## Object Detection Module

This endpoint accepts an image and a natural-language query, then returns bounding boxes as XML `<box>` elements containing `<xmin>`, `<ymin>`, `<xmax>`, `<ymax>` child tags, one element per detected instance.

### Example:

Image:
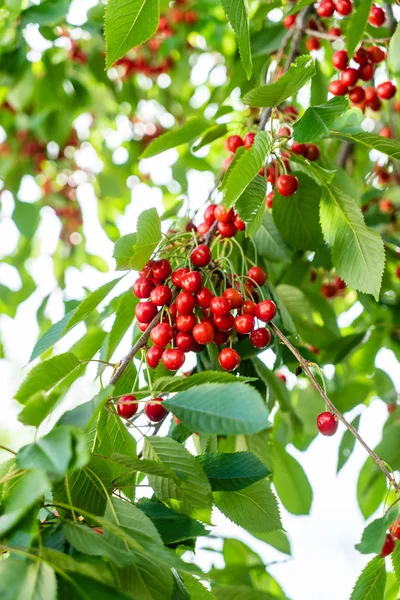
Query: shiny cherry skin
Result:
<box><xmin>340</xmin><ymin>67</ymin><xmax>358</xmax><ymax>87</ymax></box>
<box><xmin>145</xmin><ymin>397</ymin><xmax>167</xmax><ymax>422</ymax></box>
<box><xmin>243</xmin><ymin>300</ymin><xmax>256</xmax><ymax>316</ymax></box>
<box><xmin>133</xmin><ymin>277</ymin><xmax>155</xmax><ymax>299</ymax></box>
<box><xmin>135</xmin><ymin>302</ymin><xmax>158</xmax><ymax>323</ymax></box>
<box><xmin>276</xmin><ymin>175</ymin><xmax>299</xmax><ymax>196</ymax></box>
<box><xmin>316</xmin><ymin>412</ymin><xmax>338</xmax><ymax>436</ymax></box>
<box><xmin>354</xmin><ymin>47</ymin><xmax>369</xmax><ymax>65</ymax></box>
<box><xmin>195</xmin><ymin>286</ymin><xmax>214</xmax><ymax>309</ymax></box>
<box><xmin>332</xmin><ymin>50</ymin><xmax>349</xmax><ymax>70</ymax></box>
<box><xmin>304</xmin><ymin>143</ymin><xmax>320</xmax><ymax>161</ymax></box>
<box><xmin>176</xmin><ymin>291</ymin><xmax>195</xmax><ymax>314</ymax></box>
<box><xmin>255</xmin><ymin>299</ymin><xmax>277</xmax><ymax>322</ymax></box>
<box><xmin>292</xmin><ymin>142</ymin><xmax>306</xmax><ymax>155</ymax></box>
<box><xmin>380</xmin><ymin>533</ymin><xmax>396</xmax><ymax>557</ymax></box>
<box><xmin>223</xmin><ymin>288</ymin><xmax>243</xmax><ymax>309</ymax></box>
<box><xmin>171</xmin><ymin>267</ymin><xmax>190</xmax><ymax>288</ymax></box>
<box><xmin>283</xmin><ymin>14</ymin><xmax>296</xmax><ymax>28</ymax></box>
<box><xmin>180</xmin><ymin>271</ymin><xmax>202</xmax><ymax>293</ymax></box>
<box><xmin>176</xmin><ymin>313</ymin><xmax>196</xmax><ymax>332</ymax></box>
<box><xmin>250</xmin><ymin>327</ymin><xmax>271</xmax><ymax>349</ymax></box>
<box><xmin>117</xmin><ymin>394</ymin><xmax>138</xmax><ymax>419</ymax></box>
<box><xmin>151</xmin><ymin>259</ymin><xmax>171</xmax><ymax>281</ymax></box>
<box><xmin>204</xmin><ymin>205</ymin><xmax>216</xmax><ymax>225</ymax></box>
<box><xmin>358</xmin><ymin>62</ymin><xmax>374</xmax><ymax>81</ymax></box>
<box><xmin>175</xmin><ymin>331</ymin><xmax>195</xmax><ymax>352</ymax></box>
<box><xmin>210</xmin><ymin>296</ymin><xmax>232</xmax><ymax>316</ymax></box>
<box><xmin>218</xmin><ymin>348</ymin><xmax>241</xmax><ymax>371</ymax></box>
<box><xmin>197</xmin><ymin>222</ymin><xmax>210</xmax><ymax>236</ymax></box>
<box><xmin>190</xmin><ymin>244</ymin><xmax>211</xmax><ymax>267</ymax></box>
<box><xmin>328</xmin><ymin>80</ymin><xmax>348</xmax><ymax>96</ymax></box>
<box><xmin>234</xmin><ymin>214</ymin><xmax>246</xmax><ymax>231</ymax></box>
<box><xmin>150</xmin><ymin>285</ymin><xmax>172</xmax><ymax>306</ymax></box>
<box><xmin>214</xmin><ymin>314</ymin><xmax>234</xmax><ymax>332</ymax></box>
<box><xmin>316</xmin><ymin>0</ymin><xmax>335</xmax><ymax>17</ymax></box>
<box><xmin>234</xmin><ymin>313</ymin><xmax>255</xmax><ymax>334</ymax></box>
<box><xmin>244</xmin><ymin>132</ymin><xmax>256</xmax><ymax>149</ymax></box>
<box><xmin>335</xmin><ymin>0</ymin><xmax>352</xmax><ymax>15</ymax></box>
<box><xmin>150</xmin><ymin>323</ymin><xmax>174</xmax><ymax>347</ymax></box>
<box><xmin>193</xmin><ymin>321</ymin><xmax>214</xmax><ymax>344</ymax></box>
<box><xmin>218</xmin><ymin>221</ymin><xmax>237</xmax><ymax>238</ymax></box>
<box><xmin>369</xmin><ymin>4</ymin><xmax>385</xmax><ymax>27</ymax></box>
<box><xmin>146</xmin><ymin>345</ymin><xmax>164</xmax><ymax>368</ymax></box>
<box><xmin>377</xmin><ymin>81</ymin><xmax>397</xmax><ymax>100</ymax></box>
<box><xmin>368</xmin><ymin>45</ymin><xmax>386</xmax><ymax>64</ymax></box>
<box><xmin>225</xmin><ymin>135</ymin><xmax>244</xmax><ymax>153</ymax></box>
<box><xmin>349</xmin><ymin>86</ymin><xmax>365</xmax><ymax>104</ymax></box>
<box><xmin>138</xmin><ymin>321</ymin><xmax>149</xmax><ymax>332</ymax></box>
<box><xmin>247</xmin><ymin>266</ymin><xmax>267</xmax><ymax>286</ymax></box>
<box><xmin>162</xmin><ymin>348</ymin><xmax>185</xmax><ymax>371</ymax></box>
<box><xmin>266</xmin><ymin>191</ymin><xmax>274</xmax><ymax>208</ymax></box>
<box><xmin>214</xmin><ymin>205</ymin><xmax>234</xmax><ymax>223</ymax></box>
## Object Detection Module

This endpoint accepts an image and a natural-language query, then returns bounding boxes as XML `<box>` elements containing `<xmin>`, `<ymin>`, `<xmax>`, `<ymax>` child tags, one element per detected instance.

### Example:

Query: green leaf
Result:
<box><xmin>0</xmin><ymin>470</ymin><xmax>50</xmax><ymax>536</ymax></box>
<box><xmin>150</xmin><ymin>371</ymin><xmax>254</xmax><ymax>395</ymax></box>
<box><xmin>243</xmin><ymin>55</ymin><xmax>316</xmax><ymax>107</ymax></box>
<box><xmin>356</xmin><ymin>508</ymin><xmax>398</xmax><ymax>555</ymax></box>
<box><xmin>389</xmin><ymin>24</ymin><xmax>400</xmax><ymax>74</ymax></box>
<box><xmin>12</xmin><ymin>200</ymin><xmax>40</xmax><ymax>239</ymax></box>
<box><xmin>350</xmin><ymin>557</ymin><xmax>386</xmax><ymax>600</ymax></box>
<box><xmin>214</xmin><ymin>479</ymin><xmax>282</xmax><ymax>534</ymax></box>
<box><xmin>144</xmin><ymin>436</ymin><xmax>213</xmax><ymax>522</ymax></box>
<box><xmin>235</xmin><ymin>175</ymin><xmax>266</xmax><ymax>237</ymax></box>
<box><xmin>64</xmin><ymin>522</ymin><xmax>135</xmax><ymax>566</ymax></box>
<box><xmin>221</xmin><ymin>0</ymin><xmax>252</xmax><ymax>78</ymax></box>
<box><xmin>138</xmin><ymin>500</ymin><xmax>208</xmax><ymax>545</ymax></box>
<box><xmin>15</xmin><ymin>352</ymin><xmax>80</xmax><ymax>403</ymax></box>
<box><xmin>179</xmin><ymin>574</ymin><xmax>215</xmax><ymax>599</ymax></box>
<box><xmin>346</xmin><ymin>0</ymin><xmax>374</xmax><ymax>58</ymax></box>
<box><xmin>113</xmin><ymin>208</ymin><xmax>162</xmax><ymax>271</ymax></box>
<box><xmin>192</xmin><ymin>124</ymin><xmax>228</xmax><ymax>151</ymax></box>
<box><xmin>164</xmin><ymin>382</ymin><xmax>270</xmax><ymax>435</ymax></box>
<box><xmin>287</xmin><ymin>0</ymin><xmax>315</xmax><ymax>15</ymax></box>
<box><xmin>0</xmin><ymin>559</ymin><xmax>57</xmax><ymax>600</ymax></box>
<box><xmin>57</xmin><ymin>385</ymin><xmax>114</xmax><ymax>430</ymax></box>
<box><xmin>272</xmin><ymin>441</ymin><xmax>312</xmax><ymax>515</ymax></box>
<box><xmin>22</xmin><ymin>0</ymin><xmax>69</xmax><ymax>26</ymax></box>
<box><xmin>111</xmin><ymin>453</ymin><xmax>180</xmax><ymax>482</ymax></box>
<box><xmin>105</xmin><ymin>291</ymin><xmax>138</xmax><ymax>360</ymax></box>
<box><xmin>196</xmin><ymin>452</ymin><xmax>270</xmax><ymax>491</ymax></box>
<box><xmin>330</xmin><ymin>131</ymin><xmax>400</xmax><ymax>161</ymax></box>
<box><xmin>141</xmin><ymin>118</ymin><xmax>209</xmax><ymax>158</ymax></box>
<box><xmin>17</xmin><ymin>427</ymin><xmax>78</xmax><ymax>479</ymax></box>
<box><xmin>256</xmin><ymin>529</ymin><xmax>292</xmax><ymax>555</ymax></box>
<box><xmin>213</xmin><ymin>587</ymin><xmax>278</xmax><ymax>600</ymax></box>
<box><xmin>320</xmin><ymin>184</ymin><xmax>385</xmax><ymax>300</ymax></box>
<box><xmin>293</xmin><ymin>97</ymin><xmax>349</xmax><ymax>143</ymax></box>
<box><xmin>357</xmin><ymin>458</ymin><xmax>387</xmax><ymax>519</ymax></box>
<box><xmin>253</xmin><ymin>211</ymin><xmax>292</xmax><ymax>263</ymax></box>
<box><xmin>391</xmin><ymin>543</ymin><xmax>400</xmax><ymax>586</ymax></box>
<box><xmin>105</xmin><ymin>0</ymin><xmax>160</xmax><ymax>68</ymax></box>
<box><xmin>337</xmin><ymin>415</ymin><xmax>361</xmax><ymax>473</ymax></box>
<box><xmin>38</xmin><ymin>548</ymin><xmax>116</xmax><ymax>587</ymax></box>
<box><xmin>223</xmin><ymin>131</ymin><xmax>272</xmax><ymax>206</ymax></box>
<box><xmin>273</xmin><ymin>172</ymin><xmax>322</xmax><ymax>251</ymax></box>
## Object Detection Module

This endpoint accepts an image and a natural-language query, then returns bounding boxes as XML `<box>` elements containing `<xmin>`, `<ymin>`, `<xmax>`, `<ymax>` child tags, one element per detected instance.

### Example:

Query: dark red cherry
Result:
<box><xmin>214</xmin><ymin>313</ymin><xmax>234</xmax><ymax>332</ymax></box>
<box><xmin>217</xmin><ymin>221</ymin><xmax>237</xmax><ymax>237</ymax></box>
<box><xmin>243</xmin><ymin>300</ymin><xmax>256</xmax><ymax>316</ymax></box>
<box><xmin>171</xmin><ymin>267</ymin><xmax>190</xmax><ymax>288</ymax></box>
<box><xmin>151</xmin><ymin>259</ymin><xmax>171</xmax><ymax>281</ymax></box>
<box><xmin>204</xmin><ymin>205</ymin><xmax>216</xmax><ymax>225</ymax></box>
<box><xmin>340</xmin><ymin>67</ymin><xmax>358</xmax><ymax>87</ymax></box>
<box><xmin>133</xmin><ymin>277</ymin><xmax>155</xmax><ymax>299</ymax></box>
<box><xmin>117</xmin><ymin>394</ymin><xmax>138</xmax><ymax>419</ymax></box>
<box><xmin>332</xmin><ymin>50</ymin><xmax>349</xmax><ymax>70</ymax></box>
<box><xmin>175</xmin><ymin>331</ymin><xmax>195</xmax><ymax>352</ymax></box>
<box><xmin>276</xmin><ymin>174</ymin><xmax>299</xmax><ymax>196</ymax></box>
<box><xmin>247</xmin><ymin>266</ymin><xmax>267</xmax><ymax>286</ymax></box>
<box><xmin>250</xmin><ymin>327</ymin><xmax>272</xmax><ymax>348</ymax></box>
<box><xmin>145</xmin><ymin>397</ymin><xmax>167</xmax><ymax>422</ymax></box>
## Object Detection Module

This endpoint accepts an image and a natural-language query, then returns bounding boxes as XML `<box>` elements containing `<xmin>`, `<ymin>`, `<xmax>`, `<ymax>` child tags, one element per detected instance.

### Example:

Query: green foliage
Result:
<box><xmin>389</xmin><ymin>24</ymin><xmax>400</xmax><ymax>73</ymax></box>
<box><xmin>15</xmin><ymin>353</ymin><xmax>80</xmax><ymax>403</ymax></box>
<box><xmin>113</xmin><ymin>208</ymin><xmax>162</xmax><ymax>270</ymax></box>
<box><xmin>196</xmin><ymin>451</ymin><xmax>270</xmax><ymax>491</ymax></box>
<box><xmin>221</xmin><ymin>0</ymin><xmax>252</xmax><ymax>79</ymax></box>
<box><xmin>346</xmin><ymin>0</ymin><xmax>374</xmax><ymax>57</ymax></box>
<box><xmin>272</xmin><ymin>442</ymin><xmax>313</xmax><ymax>515</ymax></box>
<box><xmin>350</xmin><ymin>557</ymin><xmax>386</xmax><ymax>600</ymax></box>
<box><xmin>141</xmin><ymin>118</ymin><xmax>209</xmax><ymax>158</ymax></box>
<box><xmin>356</xmin><ymin>508</ymin><xmax>398</xmax><ymax>555</ymax></box>
<box><xmin>293</xmin><ymin>97</ymin><xmax>349</xmax><ymax>143</ymax></box>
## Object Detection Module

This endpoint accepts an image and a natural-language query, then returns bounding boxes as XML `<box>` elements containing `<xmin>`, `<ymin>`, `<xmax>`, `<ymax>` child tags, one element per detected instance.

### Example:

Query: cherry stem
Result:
<box><xmin>269</xmin><ymin>321</ymin><xmax>400</xmax><ymax>492</ymax></box>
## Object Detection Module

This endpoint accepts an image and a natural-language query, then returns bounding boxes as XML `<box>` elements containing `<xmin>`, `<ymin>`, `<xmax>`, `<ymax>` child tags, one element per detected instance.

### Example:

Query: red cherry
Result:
<box><xmin>321</xmin><ymin>283</ymin><xmax>338</xmax><ymax>298</ymax></box>
<box><xmin>218</xmin><ymin>221</ymin><xmax>237</xmax><ymax>238</ymax></box>
<box><xmin>368</xmin><ymin>45</ymin><xmax>386</xmax><ymax>64</ymax></box>
<box><xmin>197</xmin><ymin>222</ymin><xmax>210</xmax><ymax>236</ymax></box>
<box><xmin>150</xmin><ymin>285</ymin><xmax>172</xmax><ymax>306</ymax></box>
<box><xmin>266</xmin><ymin>191</ymin><xmax>274</xmax><ymax>208</ymax></box>
<box><xmin>377</xmin><ymin>81</ymin><xmax>397</xmax><ymax>100</ymax></box>
<box><xmin>291</xmin><ymin>142</ymin><xmax>306</xmax><ymax>155</ymax></box>
<box><xmin>176</xmin><ymin>313</ymin><xmax>196</xmax><ymax>332</ymax></box>
<box><xmin>244</xmin><ymin>132</ymin><xmax>256</xmax><ymax>149</ymax></box>
<box><xmin>146</xmin><ymin>345</ymin><xmax>164</xmax><ymax>368</ymax></box>
<box><xmin>138</xmin><ymin>321</ymin><xmax>149</xmax><ymax>332</ymax></box>
<box><xmin>139</xmin><ymin>260</ymin><xmax>155</xmax><ymax>278</ymax></box>
<box><xmin>171</xmin><ymin>267</ymin><xmax>190</xmax><ymax>288</ymax></box>
<box><xmin>223</xmin><ymin>288</ymin><xmax>243</xmax><ymax>309</ymax></box>
<box><xmin>332</xmin><ymin>50</ymin><xmax>349</xmax><ymax>71</ymax></box>
<box><xmin>250</xmin><ymin>327</ymin><xmax>272</xmax><ymax>349</ymax></box>
<box><xmin>218</xmin><ymin>348</ymin><xmax>241</xmax><ymax>371</ymax></box>
<box><xmin>317</xmin><ymin>412</ymin><xmax>338</xmax><ymax>436</ymax></box>
<box><xmin>193</xmin><ymin>321</ymin><xmax>215</xmax><ymax>344</ymax></box>
<box><xmin>176</xmin><ymin>291</ymin><xmax>195</xmax><ymax>314</ymax></box>
<box><xmin>195</xmin><ymin>287</ymin><xmax>214</xmax><ymax>309</ymax></box>
<box><xmin>180</xmin><ymin>271</ymin><xmax>202</xmax><ymax>293</ymax></box>
<box><xmin>210</xmin><ymin>296</ymin><xmax>231</xmax><ymax>316</ymax></box>
<box><xmin>278</xmin><ymin>126</ymin><xmax>291</xmax><ymax>137</ymax></box>
<box><xmin>234</xmin><ymin>313</ymin><xmax>255</xmax><ymax>334</ymax></box>
<box><xmin>358</xmin><ymin>63</ymin><xmax>374</xmax><ymax>82</ymax></box>
<box><xmin>340</xmin><ymin>68</ymin><xmax>358</xmax><ymax>87</ymax></box>
<box><xmin>276</xmin><ymin>174</ymin><xmax>299</xmax><ymax>196</ymax></box>
<box><xmin>117</xmin><ymin>395</ymin><xmax>138</xmax><ymax>419</ymax></box>
<box><xmin>162</xmin><ymin>348</ymin><xmax>185</xmax><ymax>371</ymax></box>
<box><xmin>283</xmin><ymin>14</ymin><xmax>296</xmax><ymax>28</ymax></box>
<box><xmin>243</xmin><ymin>300</ymin><xmax>256</xmax><ymax>316</ymax></box>
<box><xmin>349</xmin><ymin>86</ymin><xmax>365</xmax><ymax>104</ymax></box>
<box><xmin>379</xmin><ymin>199</ymin><xmax>395</xmax><ymax>214</ymax></box>
<box><xmin>316</xmin><ymin>0</ymin><xmax>335</xmax><ymax>17</ymax></box>
<box><xmin>328</xmin><ymin>27</ymin><xmax>341</xmax><ymax>37</ymax></box>
<box><xmin>190</xmin><ymin>244</ymin><xmax>211</xmax><ymax>267</ymax></box>
<box><xmin>204</xmin><ymin>205</ymin><xmax>216</xmax><ymax>225</ymax></box>
<box><xmin>381</xmin><ymin>533</ymin><xmax>396</xmax><ymax>557</ymax></box>
<box><xmin>380</xmin><ymin>126</ymin><xmax>393</xmax><ymax>139</ymax></box>
<box><xmin>354</xmin><ymin>47</ymin><xmax>369</xmax><ymax>65</ymax></box>
<box><xmin>214</xmin><ymin>205</ymin><xmax>234</xmax><ymax>223</ymax></box>
<box><xmin>133</xmin><ymin>277</ymin><xmax>155</xmax><ymax>299</ymax></box>
<box><xmin>145</xmin><ymin>397</ymin><xmax>167</xmax><ymax>422</ymax></box>
<box><xmin>185</xmin><ymin>10</ymin><xmax>197</xmax><ymax>24</ymax></box>
<box><xmin>390</xmin><ymin>521</ymin><xmax>400</xmax><ymax>538</ymax></box>
<box><xmin>255</xmin><ymin>299</ymin><xmax>277</xmax><ymax>322</ymax></box>
<box><xmin>328</xmin><ymin>80</ymin><xmax>348</xmax><ymax>96</ymax></box>
<box><xmin>267</xmin><ymin>166</ymin><xmax>276</xmax><ymax>184</ymax></box>
<box><xmin>151</xmin><ymin>259</ymin><xmax>171</xmax><ymax>281</ymax></box>
<box><xmin>335</xmin><ymin>0</ymin><xmax>352</xmax><ymax>15</ymax></box>
<box><xmin>214</xmin><ymin>330</ymin><xmax>229</xmax><ymax>345</ymax></box>
<box><xmin>214</xmin><ymin>314</ymin><xmax>234</xmax><ymax>332</ymax></box>
<box><xmin>135</xmin><ymin>302</ymin><xmax>158</xmax><ymax>323</ymax></box>
<box><xmin>150</xmin><ymin>323</ymin><xmax>174</xmax><ymax>347</ymax></box>
<box><xmin>306</xmin><ymin>37</ymin><xmax>321</xmax><ymax>52</ymax></box>
<box><xmin>304</xmin><ymin>144</ymin><xmax>320</xmax><ymax>161</ymax></box>
<box><xmin>369</xmin><ymin>4</ymin><xmax>385</xmax><ymax>27</ymax></box>
<box><xmin>334</xmin><ymin>276</ymin><xmax>346</xmax><ymax>290</ymax></box>
<box><xmin>175</xmin><ymin>331</ymin><xmax>195</xmax><ymax>352</ymax></box>
<box><xmin>234</xmin><ymin>214</ymin><xmax>246</xmax><ymax>231</ymax></box>
<box><xmin>225</xmin><ymin>135</ymin><xmax>244</xmax><ymax>153</ymax></box>
<box><xmin>248</xmin><ymin>266</ymin><xmax>267</xmax><ymax>286</ymax></box>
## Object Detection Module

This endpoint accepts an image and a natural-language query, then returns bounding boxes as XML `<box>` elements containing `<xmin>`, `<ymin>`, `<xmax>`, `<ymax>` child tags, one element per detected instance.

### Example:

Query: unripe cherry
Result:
<box><xmin>193</xmin><ymin>321</ymin><xmax>215</xmax><ymax>344</ymax></box>
<box><xmin>369</xmin><ymin>4</ymin><xmax>385</xmax><ymax>27</ymax></box>
<box><xmin>340</xmin><ymin>68</ymin><xmax>358</xmax><ymax>87</ymax></box>
<box><xmin>117</xmin><ymin>395</ymin><xmax>138</xmax><ymax>419</ymax></box>
<box><xmin>171</xmin><ymin>267</ymin><xmax>190</xmax><ymax>288</ymax></box>
<box><xmin>214</xmin><ymin>205</ymin><xmax>234</xmax><ymax>223</ymax></box>
<box><xmin>180</xmin><ymin>271</ymin><xmax>202</xmax><ymax>293</ymax></box>
<box><xmin>150</xmin><ymin>322</ymin><xmax>174</xmax><ymax>347</ymax></box>
<box><xmin>225</xmin><ymin>135</ymin><xmax>244</xmax><ymax>153</ymax></box>
<box><xmin>234</xmin><ymin>313</ymin><xmax>255</xmax><ymax>334</ymax></box>
<box><xmin>145</xmin><ymin>397</ymin><xmax>167</xmax><ymax>422</ymax></box>
<box><xmin>255</xmin><ymin>299</ymin><xmax>277</xmax><ymax>322</ymax></box>
<box><xmin>223</xmin><ymin>288</ymin><xmax>243</xmax><ymax>309</ymax></box>
<box><xmin>380</xmin><ymin>533</ymin><xmax>396</xmax><ymax>557</ymax></box>
<box><xmin>332</xmin><ymin>50</ymin><xmax>348</xmax><ymax>70</ymax></box>
<box><xmin>217</xmin><ymin>221</ymin><xmax>237</xmax><ymax>238</ymax></box>
<box><xmin>276</xmin><ymin>174</ymin><xmax>299</xmax><ymax>196</ymax></box>
<box><xmin>146</xmin><ymin>345</ymin><xmax>164</xmax><ymax>368</ymax></box>
<box><xmin>176</xmin><ymin>291</ymin><xmax>195</xmax><ymax>314</ymax></box>
<box><xmin>335</xmin><ymin>0</ymin><xmax>352</xmax><ymax>15</ymax></box>
<box><xmin>133</xmin><ymin>277</ymin><xmax>155</xmax><ymax>299</ymax></box>
<box><xmin>317</xmin><ymin>412</ymin><xmax>338</xmax><ymax>436</ymax></box>
<box><xmin>248</xmin><ymin>266</ymin><xmax>267</xmax><ymax>286</ymax></box>
<box><xmin>250</xmin><ymin>327</ymin><xmax>272</xmax><ymax>349</ymax></box>
<box><xmin>152</xmin><ymin>258</ymin><xmax>171</xmax><ymax>281</ymax></box>
<box><xmin>329</xmin><ymin>80</ymin><xmax>348</xmax><ymax>96</ymax></box>
<box><xmin>376</xmin><ymin>81</ymin><xmax>397</xmax><ymax>100</ymax></box>
<box><xmin>162</xmin><ymin>348</ymin><xmax>185</xmax><ymax>371</ymax></box>
<box><xmin>316</xmin><ymin>0</ymin><xmax>336</xmax><ymax>18</ymax></box>
<box><xmin>150</xmin><ymin>285</ymin><xmax>172</xmax><ymax>306</ymax></box>
<box><xmin>204</xmin><ymin>204</ymin><xmax>216</xmax><ymax>225</ymax></box>
<box><xmin>210</xmin><ymin>296</ymin><xmax>232</xmax><ymax>316</ymax></box>
<box><xmin>190</xmin><ymin>244</ymin><xmax>211</xmax><ymax>267</ymax></box>
<box><xmin>218</xmin><ymin>348</ymin><xmax>241</xmax><ymax>371</ymax></box>
<box><xmin>195</xmin><ymin>286</ymin><xmax>214</xmax><ymax>309</ymax></box>
<box><xmin>244</xmin><ymin>132</ymin><xmax>256</xmax><ymax>149</ymax></box>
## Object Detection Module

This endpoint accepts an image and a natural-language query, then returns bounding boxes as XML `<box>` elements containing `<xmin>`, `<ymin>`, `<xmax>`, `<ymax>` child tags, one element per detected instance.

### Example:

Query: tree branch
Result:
<box><xmin>270</xmin><ymin>322</ymin><xmax>400</xmax><ymax>492</ymax></box>
<box><xmin>337</xmin><ymin>141</ymin><xmax>354</xmax><ymax>169</ymax></box>
<box><xmin>304</xmin><ymin>28</ymin><xmax>390</xmax><ymax>44</ymax></box>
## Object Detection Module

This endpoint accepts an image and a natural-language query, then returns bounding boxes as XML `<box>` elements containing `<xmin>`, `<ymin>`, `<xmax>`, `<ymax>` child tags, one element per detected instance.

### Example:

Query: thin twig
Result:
<box><xmin>270</xmin><ymin>322</ymin><xmax>400</xmax><ymax>492</ymax></box>
<box><xmin>337</xmin><ymin>141</ymin><xmax>354</xmax><ymax>169</ymax></box>
<box><xmin>304</xmin><ymin>28</ymin><xmax>391</xmax><ymax>44</ymax></box>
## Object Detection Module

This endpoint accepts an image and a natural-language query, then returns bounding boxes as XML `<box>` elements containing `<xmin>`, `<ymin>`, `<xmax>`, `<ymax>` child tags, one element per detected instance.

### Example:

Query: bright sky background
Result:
<box><xmin>1</xmin><ymin>2</ymin><xmax>400</xmax><ymax>598</ymax></box>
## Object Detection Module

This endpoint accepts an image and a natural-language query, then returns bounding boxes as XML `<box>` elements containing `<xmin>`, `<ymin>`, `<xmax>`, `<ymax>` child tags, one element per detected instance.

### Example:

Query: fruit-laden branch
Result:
<box><xmin>270</xmin><ymin>322</ymin><xmax>400</xmax><ymax>493</ymax></box>
<box><xmin>304</xmin><ymin>28</ymin><xmax>390</xmax><ymax>43</ymax></box>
